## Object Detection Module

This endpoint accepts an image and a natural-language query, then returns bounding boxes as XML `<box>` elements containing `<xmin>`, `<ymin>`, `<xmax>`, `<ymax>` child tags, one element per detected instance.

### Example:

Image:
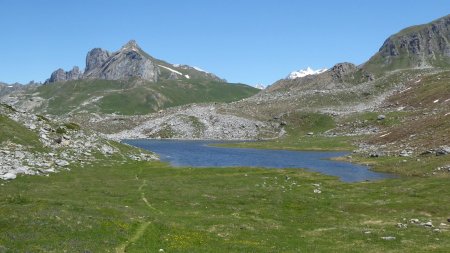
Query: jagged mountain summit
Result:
<box><xmin>6</xmin><ymin>40</ymin><xmax>257</xmax><ymax>116</ymax></box>
<box><xmin>45</xmin><ymin>40</ymin><xmax>223</xmax><ymax>83</ymax></box>
<box><xmin>287</xmin><ymin>67</ymin><xmax>328</xmax><ymax>80</ymax></box>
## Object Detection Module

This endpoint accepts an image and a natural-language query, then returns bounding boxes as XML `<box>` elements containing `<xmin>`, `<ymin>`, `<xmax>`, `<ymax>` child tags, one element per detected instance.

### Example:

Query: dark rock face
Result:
<box><xmin>84</xmin><ymin>41</ymin><xmax>159</xmax><ymax>82</ymax></box>
<box><xmin>330</xmin><ymin>62</ymin><xmax>357</xmax><ymax>80</ymax></box>
<box><xmin>85</xmin><ymin>48</ymin><xmax>110</xmax><ymax>74</ymax></box>
<box><xmin>45</xmin><ymin>40</ymin><xmax>224</xmax><ymax>84</ymax></box>
<box><xmin>46</xmin><ymin>66</ymin><xmax>82</xmax><ymax>83</ymax></box>
<box><xmin>46</xmin><ymin>40</ymin><xmax>160</xmax><ymax>84</ymax></box>
<box><xmin>368</xmin><ymin>14</ymin><xmax>450</xmax><ymax>70</ymax></box>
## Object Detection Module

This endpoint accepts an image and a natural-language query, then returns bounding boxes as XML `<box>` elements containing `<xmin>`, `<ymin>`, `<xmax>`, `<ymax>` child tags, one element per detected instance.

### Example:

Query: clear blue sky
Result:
<box><xmin>0</xmin><ymin>1</ymin><xmax>448</xmax><ymax>86</ymax></box>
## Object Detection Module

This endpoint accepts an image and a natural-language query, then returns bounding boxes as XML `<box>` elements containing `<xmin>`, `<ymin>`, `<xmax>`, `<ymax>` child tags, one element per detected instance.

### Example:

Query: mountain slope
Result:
<box><xmin>268</xmin><ymin>15</ymin><xmax>450</xmax><ymax>93</ymax></box>
<box><xmin>45</xmin><ymin>40</ymin><xmax>224</xmax><ymax>84</ymax></box>
<box><xmin>363</xmin><ymin>14</ymin><xmax>450</xmax><ymax>74</ymax></box>
<box><xmin>5</xmin><ymin>41</ymin><xmax>259</xmax><ymax>115</ymax></box>
<box><xmin>34</xmin><ymin>78</ymin><xmax>257</xmax><ymax>115</ymax></box>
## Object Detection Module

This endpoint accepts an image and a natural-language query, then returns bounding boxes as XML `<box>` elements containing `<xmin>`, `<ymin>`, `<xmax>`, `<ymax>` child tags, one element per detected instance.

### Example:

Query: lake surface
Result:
<box><xmin>123</xmin><ymin>139</ymin><xmax>394</xmax><ymax>182</ymax></box>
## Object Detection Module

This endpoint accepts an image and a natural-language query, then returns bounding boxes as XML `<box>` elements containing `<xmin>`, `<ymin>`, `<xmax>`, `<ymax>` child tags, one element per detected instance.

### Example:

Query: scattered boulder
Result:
<box><xmin>0</xmin><ymin>172</ymin><xmax>16</xmax><ymax>180</ymax></box>
<box><xmin>435</xmin><ymin>146</ymin><xmax>450</xmax><ymax>156</ymax></box>
<box><xmin>399</xmin><ymin>150</ymin><xmax>413</xmax><ymax>157</ymax></box>
<box><xmin>396</xmin><ymin>223</ymin><xmax>408</xmax><ymax>228</ymax></box>
<box><xmin>369</xmin><ymin>151</ymin><xmax>384</xmax><ymax>157</ymax></box>
<box><xmin>410</xmin><ymin>218</ymin><xmax>420</xmax><ymax>224</ymax></box>
<box><xmin>55</xmin><ymin>160</ymin><xmax>69</xmax><ymax>167</ymax></box>
<box><xmin>377</xmin><ymin>114</ymin><xmax>386</xmax><ymax>120</ymax></box>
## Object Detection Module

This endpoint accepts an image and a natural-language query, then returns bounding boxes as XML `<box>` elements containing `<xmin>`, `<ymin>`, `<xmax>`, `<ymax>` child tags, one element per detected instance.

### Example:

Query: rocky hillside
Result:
<box><xmin>364</xmin><ymin>14</ymin><xmax>450</xmax><ymax>74</ymax></box>
<box><xmin>269</xmin><ymin>15</ymin><xmax>450</xmax><ymax>93</ymax></box>
<box><xmin>1</xmin><ymin>41</ymin><xmax>259</xmax><ymax>116</ymax></box>
<box><xmin>0</xmin><ymin>103</ymin><xmax>156</xmax><ymax>180</ymax></box>
<box><xmin>45</xmin><ymin>40</ymin><xmax>224</xmax><ymax>83</ymax></box>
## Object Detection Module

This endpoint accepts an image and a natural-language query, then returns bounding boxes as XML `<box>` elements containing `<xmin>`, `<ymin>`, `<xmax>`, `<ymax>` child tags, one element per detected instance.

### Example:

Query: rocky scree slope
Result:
<box><xmin>70</xmin><ymin>103</ymin><xmax>283</xmax><ymax>141</ymax></box>
<box><xmin>0</xmin><ymin>103</ymin><xmax>157</xmax><ymax>181</ymax></box>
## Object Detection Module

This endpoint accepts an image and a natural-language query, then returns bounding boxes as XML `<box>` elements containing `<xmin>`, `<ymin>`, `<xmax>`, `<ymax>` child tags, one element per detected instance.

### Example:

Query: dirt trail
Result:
<box><xmin>115</xmin><ymin>177</ymin><xmax>162</xmax><ymax>252</ymax></box>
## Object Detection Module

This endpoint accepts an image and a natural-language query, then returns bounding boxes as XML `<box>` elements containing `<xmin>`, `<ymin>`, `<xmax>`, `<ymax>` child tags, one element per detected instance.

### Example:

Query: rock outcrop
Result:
<box><xmin>85</xmin><ymin>48</ymin><xmax>111</xmax><ymax>74</ymax></box>
<box><xmin>0</xmin><ymin>103</ymin><xmax>157</xmax><ymax>180</ymax></box>
<box><xmin>84</xmin><ymin>40</ymin><xmax>159</xmax><ymax>82</ymax></box>
<box><xmin>364</xmin><ymin>14</ymin><xmax>450</xmax><ymax>72</ymax></box>
<box><xmin>45</xmin><ymin>40</ymin><xmax>224</xmax><ymax>84</ymax></box>
<box><xmin>267</xmin><ymin>62</ymin><xmax>361</xmax><ymax>92</ymax></box>
<box><xmin>46</xmin><ymin>66</ymin><xmax>82</xmax><ymax>83</ymax></box>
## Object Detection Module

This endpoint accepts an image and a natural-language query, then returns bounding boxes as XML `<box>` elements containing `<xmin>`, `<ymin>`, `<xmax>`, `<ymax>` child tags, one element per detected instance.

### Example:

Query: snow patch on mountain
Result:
<box><xmin>287</xmin><ymin>67</ymin><xmax>327</xmax><ymax>80</ymax></box>
<box><xmin>173</xmin><ymin>64</ymin><xmax>210</xmax><ymax>73</ymax></box>
<box><xmin>158</xmin><ymin>65</ymin><xmax>183</xmax><ymax>75</ymax></box>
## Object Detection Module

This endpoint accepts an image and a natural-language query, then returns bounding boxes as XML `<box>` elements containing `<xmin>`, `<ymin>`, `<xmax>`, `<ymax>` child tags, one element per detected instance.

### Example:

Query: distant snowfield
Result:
<box><xmin>287</xmin><ymin>67</ymin><xmax>327</xmax><ymax>79</ymax></box>
<box><xmin>254</xmin><ymin>84</ymin><xmax>266</xmax><ymax>89</ymax></box>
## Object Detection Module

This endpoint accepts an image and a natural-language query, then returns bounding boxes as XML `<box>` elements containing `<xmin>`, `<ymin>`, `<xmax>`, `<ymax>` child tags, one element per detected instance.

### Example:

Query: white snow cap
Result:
<box><xmin>287</xmin><ymin>67</ymin><xmax>327</xmax><ymax>80</ymax></box>
<box><xmin>254</xmin><ymin>84</ymin><xmax>266</xmax><ymax>89</ymax></box>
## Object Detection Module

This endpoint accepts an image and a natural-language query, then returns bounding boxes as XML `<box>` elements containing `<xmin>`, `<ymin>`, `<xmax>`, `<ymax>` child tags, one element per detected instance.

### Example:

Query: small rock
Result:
<box><xmin>399</xmin><ymin>150</ymin><xmax>412</xmax><ymax>157</ymax></box>
<box><xmin>313</xmin><ymin>189</ymin><xmax>321</xmax><ymax>194</ymax></box>
<box><xmin>14</xmin><ymin>151</ymin><xmax>25</xmax><ymax>159</ymax></box>
<box><xmin>423</xmin><ymin>221</ymin><xmax>433</xmax><ymax>227</ymax></box>
<box><xmin>410</xmin><ymin>218</ymin><xmax>420</xmax><ymax>224</ymax></box>
<box><xmin>381</xmin><ymin>236</ymin><xmax>396</xmax><ymax>240</ymax></box>
<box><xmin>54</xmin><ymin>137</ymin><xmax>63</xmax><ymax>144</ymax></box>
<box><xmin>433</xmin><ymin>229</ymin><xmax>440</xmax><ymax>233</ymax></box>
<box><xmin>396</xmin><ymin>223</ymin><xmax>407</xmax><ymax>228</ymax></box>
<box><xmin>369</xmin><ymin>151</ymin><xmax>384</xmax><ymax>157</ymax></box>
<box><xmin>307</xmin><ymin>132</ymin><xmax>314</xmax><ymax>136</ymax></box>
<box><xmin>436</xmin><ymin>146</ymin><xmax>450</xmax><ymax>156</ymax></box>
<box><xmin>377</xmin><ymin>115</ymin><xmax>386</xmax><ymax>120</ymax></box>
<box><xmin>0</xmin><ymin>172</ymin><xmax>17</xmax><ymax>180</ymax></box>
<box><xmin>55</xmin><ymin>160</ymin><xmax>69</xmax><ymax>167</ymax></box>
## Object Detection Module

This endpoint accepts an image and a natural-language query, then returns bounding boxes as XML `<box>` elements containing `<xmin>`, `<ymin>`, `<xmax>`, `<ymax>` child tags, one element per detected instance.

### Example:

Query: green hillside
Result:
<box><xmin>0</xmin><ymin>105</ymin><xmax>42</xmax><ymax>150</ymax></box>
<box><xmin>37</xmin><ymin>79</ymin><xmax>258</xmax><ymax>115</ymax></box>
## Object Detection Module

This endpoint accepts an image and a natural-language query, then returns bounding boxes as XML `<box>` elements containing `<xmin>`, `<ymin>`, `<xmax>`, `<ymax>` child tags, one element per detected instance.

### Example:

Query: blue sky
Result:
<box><xmin>0</xmin><ymin>1</ymin><xmax>448</xmax><ymax>86</ymax></box>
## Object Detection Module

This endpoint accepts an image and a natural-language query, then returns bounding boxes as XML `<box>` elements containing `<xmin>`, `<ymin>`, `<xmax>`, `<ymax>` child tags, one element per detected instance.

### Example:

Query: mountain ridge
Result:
<box><xmin>267</xmin><ymin>14</ymin><xmax>450</xmax><ymax>92</ymax></box>
<box><xmin>45</xmin><ymin>40</ymin><xmax>224</xmax><ymax>84</ymax></box>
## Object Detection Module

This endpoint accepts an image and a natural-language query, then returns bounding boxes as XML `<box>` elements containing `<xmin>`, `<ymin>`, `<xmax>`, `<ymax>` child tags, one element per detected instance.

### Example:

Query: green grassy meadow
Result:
<box><xmin>1</xmin><ymin>150</ymin><xmax>449</xmax><ymax>252</ymax></box>
<box><xmin>36</xmin><ymin>79</ymin><xmax>258</xmax><ymax>115</ymax></box>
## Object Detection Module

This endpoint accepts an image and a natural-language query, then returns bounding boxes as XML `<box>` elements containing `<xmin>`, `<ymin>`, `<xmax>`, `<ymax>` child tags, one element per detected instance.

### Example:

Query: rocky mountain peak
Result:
<box><xmin>121</xmin><ymin>40</ymin><xmax>140</xmax><ymax>51</ymax></box>
<box><xmin>364</xmin><ymin>14</ymin><xmax>450</xmax><ymax>73</ymax></box>
<box><xmin>287</xmin><ymin>67</ymin><xmax>328</xmax><ymax>80</ymax></box>
<box><xmin>329</xmin><ymin>62</ymin><xmax>357</xmax><ymax>80</ymax></box>
<box><xmin>46</xmin><ymin>66</ymin><xmax>82</xmax><ymax>84</ymax></box>
<box><xmin>45</xmin><ymin>40</ymin><xmax>224</xmax><ymax>84</ymax></box>
<box><xmin>85</xmin><ymin>48</ymin><xmax>110</xmax><ymax>74</ymax></box>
